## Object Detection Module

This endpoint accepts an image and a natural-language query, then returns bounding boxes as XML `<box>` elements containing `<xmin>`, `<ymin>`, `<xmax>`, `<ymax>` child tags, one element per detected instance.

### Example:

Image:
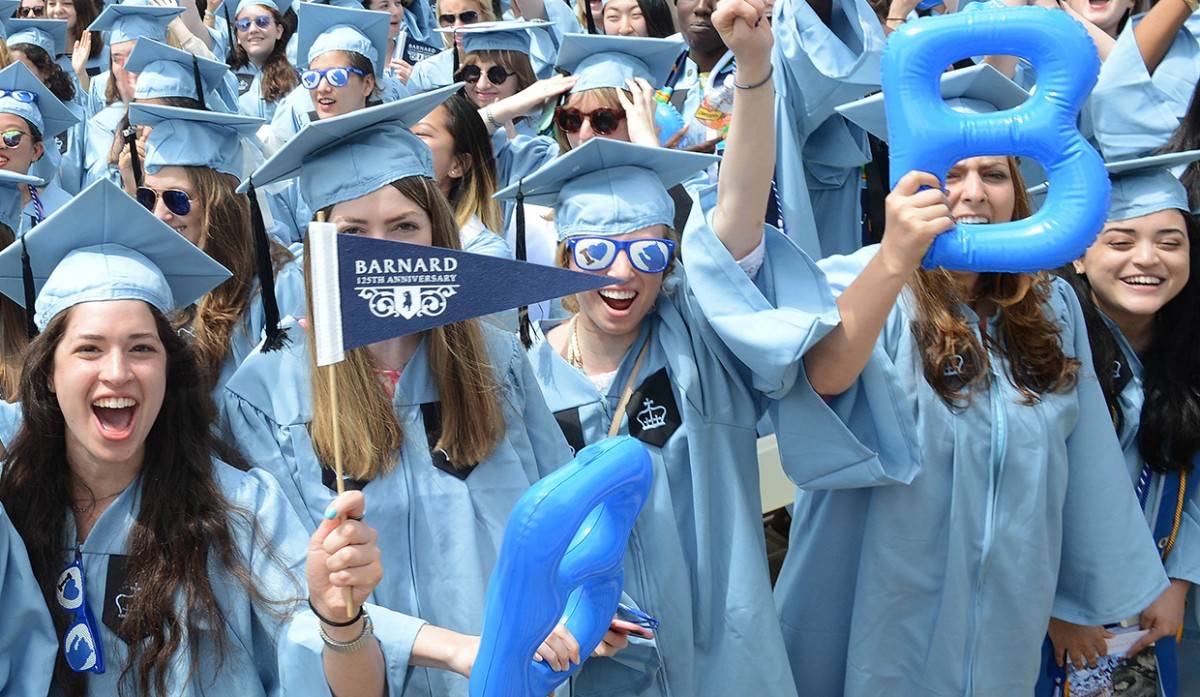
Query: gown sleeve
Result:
<box><xmin>0</xmin><ymin>504</ymin><xmax>55</xmax><ymax>697</ymax></box>
<box><xmin>1050</xmin><ymin>279</ymin><xmax>1172</xmax><ymax>624</ymax></box>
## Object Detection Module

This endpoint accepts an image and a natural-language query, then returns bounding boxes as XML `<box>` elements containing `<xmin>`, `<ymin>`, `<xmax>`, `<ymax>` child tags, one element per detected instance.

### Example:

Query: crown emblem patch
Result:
<box><xmin>625</xmin><ymin>367</ymin><xmax>680</xmax><ymax>448</ymax></box>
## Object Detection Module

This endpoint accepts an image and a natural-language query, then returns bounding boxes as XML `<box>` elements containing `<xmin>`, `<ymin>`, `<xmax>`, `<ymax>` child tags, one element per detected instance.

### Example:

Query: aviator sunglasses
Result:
<box><xmin>235</xmin><ymin>14</ymin><xmax>274</xmax><ymax>31</ymax></box>
<box><xmin>554</xmin><ymin>106</ymin><xmax>626</xmax><ymax>136</ymax></box>
<box><xmin>456</xmin><ymin>64</ymin><xmax>516</xmax><ymax>86</ymax></box>
<box><xmin>299</xmin><ymin>65</ymin><xmax>368</xmax><ymax>89</ymax></box>
<box><xmin>136</xmin><ymin>187</ymin><xmax>193</xmax><ymax>217</ymax></box>
<box><xmin>567</xmin><ymin>236</ymin><xmax>675</xmax><ymax>274</ymax></box>
<box><xmin>437</xmin><ymin>9</ymin><xmax>479</xmax><ymax>25</ymax></box>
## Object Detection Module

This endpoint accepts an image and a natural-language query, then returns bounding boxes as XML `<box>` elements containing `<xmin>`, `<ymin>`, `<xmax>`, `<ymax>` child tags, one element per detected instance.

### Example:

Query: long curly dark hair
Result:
<box><xmin>0</xmin><ymin>303</ymin><xmax>287</xmax><ymax>696</ymax></box>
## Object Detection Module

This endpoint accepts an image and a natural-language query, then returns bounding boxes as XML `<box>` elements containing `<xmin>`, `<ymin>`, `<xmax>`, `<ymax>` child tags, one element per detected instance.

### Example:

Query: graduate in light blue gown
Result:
<box><xmin>267</xmin><ymin>3</ymin><xmax>409</xmax><ymax>144</ymax></box>
<box><xmin>0</xmin><ymin>179</ymin><xmax>438</xmax><ymax>697</ymax></box>
<box><xmin>0</xmin><ymin>61</ymin><xmax>79</xmax><ymax>233</ymax></box>
<box><xmin>445</xmin><ymin>20</ymin><xmax>554</xmax><ymax>139</ymax></box>
<box><xmin>0</xmin><ymin>167</ymin><xmax>46</xmax><ymax>434</ymax></box>
<box><xmin>1048</xmin><ymin>157</ymin><xmax>1200</xmax><ymax>696</ymax></box>
<box><xmin>0</xmin><ymin>501</ymin><xmax>55</xmax><ymax>697</ymax></box>
<box><xmin>225</xmin><ymin>89</ymin><xmax>630</xmax><ymax>697</ymax></box>
<box><xmin>775</xmin><ymin>97</ymin><xmax>1171</xmax><ymax>696</ymax></box>
<box><xmin>125</xmin><ymin>38</ymin><xmax>240</xmax><ymax>116</ymax></box>
<box><xmin>82</xmin><ymin>3</ymin><xmax>182</xmax><ymax>187</ymax></box>
<box><xmin>225</xmin><ymin>0</ymin><xmax>299</xmax><ymax>122</ymax></box>
<box><xmin>126</xmin><ymin>102</ymin><xmax>306</xmax><ymax>396</ymax></box>
<box><xmin>494</xmin><ymin>4</ymin><xmax>866</xmax><ymax>693</ymax></box>
<box><xmin>770</xmin><ymin>0</ymin><xmax>882</xmax><ymax>258</ymax></box>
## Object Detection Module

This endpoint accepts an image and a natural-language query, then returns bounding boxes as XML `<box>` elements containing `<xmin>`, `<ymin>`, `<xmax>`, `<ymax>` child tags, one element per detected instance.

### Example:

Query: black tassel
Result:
<box><xmin>246</xmin><ymin>182</ymin><xmax>288</xmax><ymax>351</ymax></box>
<box><xmin>192</xmin><ymin>54</ymin><xmax>207</xmax><ymax>111</ymax></box>
<box><xmin>124</xmin><ymin>125</ymin><xmax>143</xmax><ymax>188</ymax></box>
<box><xmin>583</xmin><ymin>0</ymin><xmax>596</xmax><ymax>34</ymax></box>
<box><xmin>516</xmin><ymin>184</ymin><xmax>531</xmax><ymax>348</ymax></box>
<box><xmin>452</xmin><ymin>28</ymin><xmax>460</xmax><ymax>76</ymax></box>
<box><xmin>19</xmin><ymin>237</ymin><xmax>36</xmax><ymax>339</ymax></box>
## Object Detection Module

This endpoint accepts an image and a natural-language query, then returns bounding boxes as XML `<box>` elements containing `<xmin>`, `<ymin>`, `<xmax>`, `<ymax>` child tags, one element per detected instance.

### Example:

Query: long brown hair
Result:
<box><xmin>69</xmin><ymin>0</ymin><xmax>104</xmax><ymax>60</ymax></box>
<box><xmin>438</xmin><ymin>94</ymin><xmax>502</xmax><ymax>233</ymax></box>
<box><xmin>304</xmin><ymin>176</ymin><xmax>505</xmax><ymax>480</ymax></box>
<box><xmin>173</xmin><ymin>166</ymin><xmax>294</xmax><ymax>392</ymax></box>
<box><xmin>909</xmin><ymin>157</ymin><xmax>1079</xmax><ymax>407</ymax></box>
<box><xmin>0</xmin><ymin>305</ymin><xmax>290</xmax><ymax>697</ymax></box>
<box><xmin>0</xmin><ymin>222</ymin><xmax>27</xmax><ymax>399</ymax></box>
<box><xmin>226</xmin><ymin>6</ymin><xmax>298</xmax><ymax>104</ymax></box>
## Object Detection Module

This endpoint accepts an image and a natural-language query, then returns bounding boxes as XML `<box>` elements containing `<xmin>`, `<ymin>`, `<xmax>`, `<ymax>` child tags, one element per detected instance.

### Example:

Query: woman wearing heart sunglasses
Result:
<box><xmin>0</xmin><ymin>181</ymin><xmax>412</xmax><ymax>697</ymax></box>
<box><xmin>498</xmin><ymin>3</ymin><xmax>846</xmax><ymax>694</ymax></box>
<box><xmin>227</xmin><ymin>0</ymin><xmax>297</xmax><ymax>122</ymax></box>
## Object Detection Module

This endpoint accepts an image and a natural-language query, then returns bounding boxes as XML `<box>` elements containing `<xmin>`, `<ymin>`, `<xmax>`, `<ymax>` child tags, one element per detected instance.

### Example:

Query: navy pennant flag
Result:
<box><xmin>309</xmin><ymin>223</ymin><xmax>616</xmax><ymax>366</ymax></box>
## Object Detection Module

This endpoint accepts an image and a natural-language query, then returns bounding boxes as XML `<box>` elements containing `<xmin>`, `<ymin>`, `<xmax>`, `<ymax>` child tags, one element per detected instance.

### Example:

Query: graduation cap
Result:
<box><xmin>436</xmin><ymin>19</ymin><xmax>551</xmax><ymax>56</ymax></box>
<box><xmin>129</xmin><ymin>104</ymin><xmax>265</xmax><ymax>178</ymax></box>
<box><xmin>0</xmin><ymin>0</ymin><xmax>22</xmax><ymax>40</ymax></box>
<box><xmin>297</xmin><ymin>3</ymin><xmax>390</xmax><ymax>77</ymax></box>
<box><xmin>127</xmin><ymin>38</ymin><xmax>231</xmax><ymax>110</ymax></box>
<box><xmin>235</xmin><ymin>0</ymin><xmax>294</xmax><ymax>17</ymax></box>
<box><xmin>494</xmin><ymin>138</ymin><xmax>718</xmax><ymax>239</ymax></box>
<box><xmin>835</xmin><ymin>63</ymin><xmax>1029</xmax><ymax>142</ymax></box>
<box><xmin>5</xmin><ymin>18</ymin><xmax>68</xmax><ymax>57</ymax></box>
<box><xmin>1024</xmin><ymin>149</ymin><xmax>1200</xmax><ymax>221</ymax></box>
<box><xmin>493</xmin><ymin>138</ymin><xmax>715</xmax><ymax>344</ymax></box>
<box><xmin>239</xmin><ymin>84</ymin><xmax>459</xmax><ymax>351</ymax></box>
<box><xmin>0</xmin><ymin>62</ymin><xmax>78</xmax><ymax>139</ymax></box>
<box><xmin>87</xmin><ymin>3</ymin><xmax>184</xmax><ymax>45</ymax></box>
<box><xmin>0</xmin><ymin>180</ymin><xmax>231</xmax><ymax>335</ymax></box>
<box><xmin>556</xmin><ymin>34</ymin><xmax>687</xmax><ymax>93</ymax></box>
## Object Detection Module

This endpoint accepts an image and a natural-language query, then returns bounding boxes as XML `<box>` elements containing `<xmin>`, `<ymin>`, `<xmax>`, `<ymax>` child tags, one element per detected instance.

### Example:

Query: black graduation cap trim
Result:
<box><xmin>583</xmin><ymin>0</ymin><xmax>597</xmax><ymax>34</ymax></box>
<box><xmin>191</xmin><ymin>53</ymin><xmax>207</xmax><ymax>111</ymax></box>
<box><xmin>515</xmin><ymin>179</ymin><xmax>531</xmax><ymax>348</ymax></box>
<box><xmin>123</xmin><ymin>124</ymin><xmax>143</xmax><ymax>187</ymax></box>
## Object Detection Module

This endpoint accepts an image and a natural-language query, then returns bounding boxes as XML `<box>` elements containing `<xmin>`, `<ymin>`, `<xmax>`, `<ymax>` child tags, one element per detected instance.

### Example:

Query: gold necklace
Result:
<box><xmin>566</xmin><ymin>315</ymin><xmax>585</xmax><ymax>371</ymax></box>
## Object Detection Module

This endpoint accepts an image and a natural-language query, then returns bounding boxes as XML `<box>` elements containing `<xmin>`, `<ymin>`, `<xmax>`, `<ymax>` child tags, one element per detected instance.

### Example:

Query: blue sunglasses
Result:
<box><xmin>235</xmin><ymin>14</ymin><xmax>274</xmax><ymax>32</ymax></box>
<box><xmin>0</xmin><ymin>89</ymin><xmax>37</xmax><ymax>104</ymax></box>
<box><xmin>566</xmin><ymin>237</ymin><xmax>675</xmax><ymax>274</ymax></box>
<box><xmin>299</xmin><ymin>66</ymin><xmax>368</xmax><ymax>89</ymax></box>
<box><xmin>56</xmin><ymin>550</ymin><xmax>105</xmax><ymax>674</ymax></box>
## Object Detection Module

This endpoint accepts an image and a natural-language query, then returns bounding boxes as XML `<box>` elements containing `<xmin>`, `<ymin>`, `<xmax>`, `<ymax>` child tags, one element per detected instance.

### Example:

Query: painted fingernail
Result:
<box><xmin>324</xmin><ymin>506</ymin><xmax>337</xmax><ymax>519</ymax></box>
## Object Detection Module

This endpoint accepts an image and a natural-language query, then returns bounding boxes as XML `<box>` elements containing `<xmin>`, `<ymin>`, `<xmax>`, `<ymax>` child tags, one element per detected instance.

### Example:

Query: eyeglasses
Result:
<box><xmin>299</xmin><ymin>65</ymin><xmax>368</xmax><ymax>89</ymax></box>
<box><xmin>437</xmin><ymin>9</ymin><xmax>479</xmax><ymax>25</ymax></box>
<box><xmin>456</xmin><ymin>64</ymin><xmax>514</xmax><ymax>86</ymax></box>
<box><xmin>136</xmin><ymin>187</ymin><xmax>193</xmax><ymax>217</ymax></box>
<box><xmin>18</xmin><ymin>5</ymin><xmax>45</xmax><ymax>17</ymax></box>
<box><xmin>0</xmin><ymin>129</ymin><xmax>30</xmax><ymax>149</ymax></box>
<box><xmin>56</xmin><ymin>551</ymin><xmax>106</xmax><ymax>674</ymax></box>
<box><xmin>234</xmin><ymin>14</ymin><xmax>274</xmax><ymax>32</ymax></box>
<box><xmin>0</xmin><ymin>89</ymin><xmax>37</xmax><ymax>104</ymax></box>
<box><xmin>567</xmin><ymin>236</ymin><xmax>675</xmax><ymax>274</ymax></box>
<box><xmin>554</xmin><ymin>106</ymin><xmax>626</xmax><ymax>136</ymax></box>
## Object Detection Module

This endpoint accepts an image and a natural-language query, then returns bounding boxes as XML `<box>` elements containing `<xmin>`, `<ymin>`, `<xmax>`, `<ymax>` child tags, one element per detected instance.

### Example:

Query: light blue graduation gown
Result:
<box><xmin>405</xmin><ymin>47</ymin><xmax>455</xmax><ymax>94</ymax></box>
<box><xmin>404</xmin><ymin>0</ymin><xmax>437</xmax><ymax>45</ymax></box>
<box><xmin>19</xmin><ymin>180</ymin><xmax>73</xmax><ymax>236</ymax></box>
<box><xmin>527</xmin><ymin>195</ymin><xmax>852</xmax><ymax>696</ymax></box>
<box><xmin>82</xmin><ymin>102</ymin><xmax>125</xmax><ymax>188</ymax></box>
<box><xmin>1090</xmin><ymin>13</ymin><xmax>1200</xmax><ymax>161</ymax></box>
<box><xmin>213</xmin><ymin>255</ymin><xmax>308</xmax><ymax>394</ymax></box>
<box><xmin>0</xmin><ymin>502</ymin><xmax>56</xmax><ymax>697</ymax></box>
<box><xmin>268</xmin><ymin>74</ymin><xmax>411</xmax><ymax>143</ymax></box>
<box><xmin>48</xmin><ymin>460</ymin><xmax>426</xmax><ymax>696</ymax></box>
<box><xmin>772</xmin><ymin>0</ymin><xmax>882</xmax><ymax>259</ymax></box>
<box><xmin>774</xmin><ymin>245</ymin><xmax>1171</xmax><ymax>697</ymax></box>
<box><xmin>221</xmin><ymin>318</ymin><xmax>575</xmax><ymax>697</ymax></box>
<box><xmin>234</xmin><ymin>63</ymin><xmax>284</xmax><ymax>123</ymax></box>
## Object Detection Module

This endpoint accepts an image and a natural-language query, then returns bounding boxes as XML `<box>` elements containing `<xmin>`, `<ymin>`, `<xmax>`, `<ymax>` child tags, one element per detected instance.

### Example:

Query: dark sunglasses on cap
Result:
<box><xmin>0</xmin><ymin>129</ymin><xmax>30</xmax><ymax>149</ymax></box>
<box><xmin>235</xmin><ymin>14</ymin><xmax>274</xmax><ymax>31</ymax></box>
<box><xmin>437</xmin><ymin>9</ymin><xmax>479</xmax><ymax>25</ymax></box>
<box><xmin>554</xmin><ymin>106</ymin><xmax>626</xmax><ymax>136</ymax></box>
<box><xmin>57</xmin><ymin>551</ymin><xmax>106</xmax><ymax>674</ymax></box>
<box><xmin>136</xmin><ymin>186</ymin><xmax>193</xmax><ymax>217</ymax></box>
<box><xmin>456</xmin><ymin>64</ymin><xmax>515</xmax><ymax>86</ymax></box>
<box><xmin>566</xmin><ymin>236</ymin><xmax>675</xmax><ymax>274</ymax></box>
<box><xmin>299</xmin><ymin>65</ymin><xmax>368</xmax><ymax>89</ymax></box>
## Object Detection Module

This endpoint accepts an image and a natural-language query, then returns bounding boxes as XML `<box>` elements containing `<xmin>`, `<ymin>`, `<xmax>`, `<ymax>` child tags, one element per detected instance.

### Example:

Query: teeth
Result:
<box><xmin>599</xmin><ymin>289</ymin><xmax>636</xmax><ymax>300</ymax></box>
<box><xmin>1123</xmin><ymin>276</ymin><xmax>1163</xmax><ymax>286</ymax></box>
<box><xmin>93</xmin><ymin>397</ymin><xmax>136</xmax><ymax>409</ymax></box>
<box><xmin>955</xmin><ymin>216</ymin><xmax>990</xmax><ymax>224</ymax></box>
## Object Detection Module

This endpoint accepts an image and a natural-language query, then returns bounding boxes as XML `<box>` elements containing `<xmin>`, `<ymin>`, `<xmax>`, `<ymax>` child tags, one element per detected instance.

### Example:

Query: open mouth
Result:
<box><xmin>316</xmin><ymin>96</ymin><xmax>337</xmax><ymax>110</ymax></box>
<box><xmin>1120</xmin><ymin>274</ymin><xmax>1164</xmax><ymax>289</ymax></box>
<box><xmin>92</xmin><ymin>396</ymin><xmax>137</xmax><ymax>440</ymax></box>
<box><xmin>598</xmin><ymin>288</ymin><xmax>637</xmax><ymax>312</ymax></box>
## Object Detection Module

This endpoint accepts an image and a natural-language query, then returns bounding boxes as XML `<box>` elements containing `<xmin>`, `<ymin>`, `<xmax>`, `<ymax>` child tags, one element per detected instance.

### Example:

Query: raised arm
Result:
<box><xmin>803</xmin><ymin>171</ymin><xmax>954</xmax><ymax>395</ymax></box>
<box><xmin>710</xmin><ymin>0</ymin><xmax>775</xmax><ymax>259</ymax></box>
<box><xmin>1131</xmin><ymin>0</ymin><xmax>1194</xmax><ymax>75</ymax></box>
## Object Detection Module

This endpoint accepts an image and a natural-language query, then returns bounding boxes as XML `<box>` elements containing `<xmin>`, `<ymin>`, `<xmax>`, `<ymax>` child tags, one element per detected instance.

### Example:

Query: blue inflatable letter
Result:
<box><xmin>882</xmin><ymin>8</ymin><xmax>1109</xmax><ymax>272</ymax></box>
<box><xmin>469</xmin><ymin>437</ymin><xmax>653</xmax><ymax>697</ymax></box>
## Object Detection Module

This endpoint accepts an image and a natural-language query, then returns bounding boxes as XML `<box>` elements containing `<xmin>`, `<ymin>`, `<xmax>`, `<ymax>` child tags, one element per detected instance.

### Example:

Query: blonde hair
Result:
<box><xmin>554</xmin><ymin>87</ymin><xmax>630</xmax><ymax>153</ymax></box>
<box><xmin>304</xmin><ymin>176</ymin><xmax>506</xmax><ymax>480</ymax></box>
